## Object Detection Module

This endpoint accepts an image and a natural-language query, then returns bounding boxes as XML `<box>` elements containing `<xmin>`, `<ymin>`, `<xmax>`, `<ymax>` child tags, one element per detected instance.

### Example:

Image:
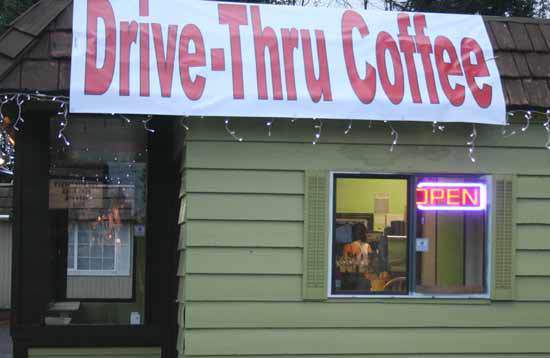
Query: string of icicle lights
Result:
<box><xmin>1</xmin><ymin>91</ymin><xmax>549</xmax><ymax>166</ymax></box>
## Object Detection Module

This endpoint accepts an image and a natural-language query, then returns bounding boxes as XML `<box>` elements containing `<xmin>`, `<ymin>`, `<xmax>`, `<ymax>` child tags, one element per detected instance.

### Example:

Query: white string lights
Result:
<box><xmin>2</xmin><ymin>91</ymin><xmax>550</xmax><ymax>169</ymax></box>
<box><xmin>466</xmin><ymin>124</ymin><xmax>478</xmax><ymax>163</ymax></box>
<box><xmin>180</xmin><ymin>117</ymin><xmax>190</xmax><ymax>131</ymax></box>
<box><xmin>120</xmin><ymin>114</ymin><xmax>132</xmax><ymax>124</ymax></box>
<box><xmin>312</xmin><ymin>118</ymin><xmax>322</xmax><ymax>145</ymax></box>
<box><xmin>502</xmin><ymin>112</ymin><xmax>517</xmax><ymax>138</ymax></box>
<box><xmin>344</xmin><ymin>120</ymin><xmax>353</xmax><ymax>135</ymax></box>
<box><xmin>266</xmin><ymin>118</ymin><xmax>274</xmax><ymax>137</ymax></box>
<box><xmin>432</xmin><ymin>121</ymin><xmax>445</xmax><ymax>133</ymax></box>
<box><xmin>57</xmin><ymin>102</ymin><xmax>71</xmax><ymax>146</ymax></box>
<box><xmin>142</xmin><ymin>115</ymin><xmax>155</xmax><ymax>133</ymax></box>
<box><xmin>224</xmin><ymin>118</ymin><xmax>243</xmax><ymax>142</ymax></box>
<box><xmin>522</xmin><ymin>111</ymin><xmax>532</xmax><ymax>132</ymax></box>
<box><xmin>384</xmin><ymin>121</ymin><xmax>399</xmax><ymax>152</ymax></box>
<box><xmin>544</xmin><ymin>110</ymin><xmax>550</xmax><ymax>150</ymax></box>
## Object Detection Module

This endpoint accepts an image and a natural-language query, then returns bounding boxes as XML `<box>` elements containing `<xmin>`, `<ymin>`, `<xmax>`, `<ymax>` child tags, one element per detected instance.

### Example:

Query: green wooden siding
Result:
<box><xmin>185</xmin><ymin>301</ymin><xmax>550</xmax><ymax>328</ymax></box>
<box><xmin>178</xmin><ymin>118</ymin><xmax>550</xmax><ymax>357</ymax></box>
<box><xmin>184</xmin><ymin>221</ymin><xmax>303</xmax><ymax>248</ymax></box>
<box><xmin>176</xmin><ymin>356</ymin><xmax>550</xmax><ymax>358</ymax></box>
<box><xmin>28</xmin><ymin>347</ymin><xmax>161</xmax><ymax>357</ymax></box>
<box><xmin>185</xmin><ymin>247</ymin><xmax>302</xmax><ymax>274</ymax></box>
<box><xmin>183</xmin><ymin>328</ymin><xmax>550</xmax><ymax>355</ymax></box>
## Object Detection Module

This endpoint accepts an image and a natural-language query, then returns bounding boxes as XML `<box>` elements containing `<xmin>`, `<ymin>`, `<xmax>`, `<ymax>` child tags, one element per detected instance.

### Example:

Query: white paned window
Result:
<box><xmin>67</xmin><ymin>222</ymin><xmax>132</xmax><ymax>276</ymax></box>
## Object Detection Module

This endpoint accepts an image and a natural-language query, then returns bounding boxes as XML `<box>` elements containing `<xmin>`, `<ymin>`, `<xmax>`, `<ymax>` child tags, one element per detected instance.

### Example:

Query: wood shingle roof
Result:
<box><xmin>0</xmin><ymin>0</ymin><xmax>71</xmax><ymax>92</ymax></box>
<box><xmin>0</xmin><ymin>0</ymin><xmax>550</xmax><ymax>110</ymax></box>
<box><xmin>487</xmin><ymin>17</ymin><xmax>550</xmax><ymax>108</ymax></box>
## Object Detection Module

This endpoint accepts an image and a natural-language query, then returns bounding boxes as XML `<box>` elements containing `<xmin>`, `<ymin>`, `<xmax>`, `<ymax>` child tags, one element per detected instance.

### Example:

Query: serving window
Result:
<box><xmin>48</xmin><ymin>116</ymin><xmax>148</xmax><ymax>319</ymax></box>
<box><xmin>330</xmin><ymin>174</ymin><xmax>490</xmax><ymax>298</ymax></box>
<box><xmin>13</xmin><ymin>112</ymin><xmax>179</xmax><ymax>351</ymax></box>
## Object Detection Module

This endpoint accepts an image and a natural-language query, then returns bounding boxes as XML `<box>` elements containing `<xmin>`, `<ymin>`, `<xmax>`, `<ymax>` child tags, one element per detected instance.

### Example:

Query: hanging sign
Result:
<box><xmin>416</xmin><ymin>182</ymin><xmax>487</xmax><ymax>211</ymax></box>
<box><xmin>70</xmin><ymin>0</ymin><xmax>505</xmax><ymax>124</ymax></box>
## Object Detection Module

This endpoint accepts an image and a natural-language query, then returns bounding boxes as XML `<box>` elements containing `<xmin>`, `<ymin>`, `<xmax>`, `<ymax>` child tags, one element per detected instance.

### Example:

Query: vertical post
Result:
<box><xmin>12</xmin><ymin>341</ymin><xmax>27</xmax><ymax>358</ymax></box>
<box><xmin>146</xmin><ymin>118</ymin><xmax>179</xmax><ymax>358</ymax></box>
<box><xmin>12</xmin><ymin>112</ymin><xmax>52</xmax><ymax>326</ymax></box>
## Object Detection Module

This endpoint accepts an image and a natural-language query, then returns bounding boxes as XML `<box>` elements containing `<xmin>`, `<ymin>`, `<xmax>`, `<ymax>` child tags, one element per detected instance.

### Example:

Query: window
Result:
<box><xmin>67</xmin><ymin>222</ymin><xmax>132</xmax><ymax>276</ymax></box>
<box><xmin>330</xmin><ymin>174</ymin><xmax>489</xmax><ymax>297</ymax></box>
<box><xmin>48</xmin><ymin>116</ymin><xmax>148</xmax><ymax>320</ymax></box>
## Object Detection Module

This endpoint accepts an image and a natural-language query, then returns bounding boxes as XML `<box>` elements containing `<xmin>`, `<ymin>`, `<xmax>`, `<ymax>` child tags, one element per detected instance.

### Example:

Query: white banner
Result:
<box><xmin>70</xmin><ymin>0</ymin><xmax>506</xmax><ymax>124</ymax></box>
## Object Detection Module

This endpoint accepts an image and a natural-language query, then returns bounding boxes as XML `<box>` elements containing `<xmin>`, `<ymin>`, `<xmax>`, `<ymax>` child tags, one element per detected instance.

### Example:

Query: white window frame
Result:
<box><xmin>327</xmin><ymin>171</ymin><xmax>492</xmax><ymax>299</ymax></box>
<box><xmin>67</xmin><ymin>222</ymin><xmax>133</xmax><ymax>277</ymax></box>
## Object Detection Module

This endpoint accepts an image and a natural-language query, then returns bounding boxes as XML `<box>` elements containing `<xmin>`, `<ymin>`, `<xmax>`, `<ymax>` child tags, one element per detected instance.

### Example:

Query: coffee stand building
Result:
<box><xmin>2</xmin><ymin>0</ymin><xmax>550</xmax><ymax>357</ymax></box>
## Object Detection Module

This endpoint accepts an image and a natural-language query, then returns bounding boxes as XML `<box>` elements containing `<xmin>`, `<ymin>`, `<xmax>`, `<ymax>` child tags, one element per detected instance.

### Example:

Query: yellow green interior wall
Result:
<box><xmin>335</xmin><ymin>178</ymin><xmax>407</xmax><ymax>216</ymax></box>
<box><xmin>435</xmin><ymin>213</ymin><xmax>465</xmax><ymax>286</ymax></box>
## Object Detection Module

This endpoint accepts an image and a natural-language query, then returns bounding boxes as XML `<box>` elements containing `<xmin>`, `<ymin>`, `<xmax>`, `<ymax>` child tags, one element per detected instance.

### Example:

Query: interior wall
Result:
<box><xmin>336</xmin><ymin>178</ymin><xmax>407</xmax><ymax>215</ymax></box>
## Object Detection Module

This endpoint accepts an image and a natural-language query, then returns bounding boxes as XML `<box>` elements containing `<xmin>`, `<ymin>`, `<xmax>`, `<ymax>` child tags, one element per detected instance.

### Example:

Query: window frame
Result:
<box><xmin>327</xmin><ymin>171</ymin><xmax>492</xmax><ymax>300</ymax></box>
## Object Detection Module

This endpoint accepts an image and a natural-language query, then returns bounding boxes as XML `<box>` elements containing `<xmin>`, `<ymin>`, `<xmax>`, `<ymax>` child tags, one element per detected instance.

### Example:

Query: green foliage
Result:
<box><xmin>386</xmin><ymin>0</ymin><xmax>546</xmax><ymax>17</ymax></box>
<box><xmin>0</xmin><ymin>0</ymin><xmax>38</xmax><ymax>32</ymax></box>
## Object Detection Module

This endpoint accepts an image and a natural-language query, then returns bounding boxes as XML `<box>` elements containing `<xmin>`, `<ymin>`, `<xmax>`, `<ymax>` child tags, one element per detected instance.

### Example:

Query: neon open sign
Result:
<box><xmin>416</xmin><ymin>182</ymin><xmax>487</xmax><ymax>211</ymax></box>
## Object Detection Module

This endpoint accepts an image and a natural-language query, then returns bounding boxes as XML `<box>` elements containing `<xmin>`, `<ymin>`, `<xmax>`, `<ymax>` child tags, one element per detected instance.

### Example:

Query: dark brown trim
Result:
<box><xmin>11</xmin><ymin>113</ymin><xmax>180</xmax><ymax>358</ymax></box>
<box><xmin>147</xmin><ymin>118</ymin><xmax>179</xmax><ymax>358</ymax></box>
<box><xmin>13</xmin><ymin>325</ymin><xmax>162</xmax><ymax>347</ymax></box>
<box><xmin>12</xmin><ymin>110</ymin><xmax>53</xmax><ymax>326</ymax></box>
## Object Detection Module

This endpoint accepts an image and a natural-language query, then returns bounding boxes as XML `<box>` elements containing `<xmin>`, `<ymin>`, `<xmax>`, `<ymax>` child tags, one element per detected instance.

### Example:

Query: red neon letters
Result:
<box><xmin>83</xmin><ymin>1</ymin><xmax>493</xmax><ymax>107</ymax></box>
<box><xmin>416</xmin><ymin>183</ymin><xmax>486</xmax><ymax>211</ymax></box>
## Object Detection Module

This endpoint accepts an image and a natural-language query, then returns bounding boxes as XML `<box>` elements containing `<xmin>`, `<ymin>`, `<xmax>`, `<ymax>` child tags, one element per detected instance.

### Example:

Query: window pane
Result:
<box><xmin>332</xmin><ymin>177</ymin><xmax>409</xmax><ymax>295</ymax></box>
<box><xmin>67</xmin><ymin>245</ymin><xmax>75</xmax><ymax>270</ymax></box>
<box><xmin>90</xmin><ymin>244</ymin><xmax>102</xmax><ymax>258</ymax></box>
<box><xmin>77</xmin><ymin>258</ymin><xmax>90</xmax><ymax>270</ymax></box>
<box><xmin>49</xmin><ymin>115</ymin><xmax>147</xmax><ymax>325</ymax></box>
<box><xmin>77</xmin><ymin>244</ymin><xmax>90</xmax><ymax>258</ymax></box>
<box><xmin>415</xmin><ymin>177</ymin><xmax>487</xmax><ymax>295</ymax></box>
<box><xmin>90</xmin><ymin>258</ymin><xmax>103</xmax><ymax>270</ymax></box>
<box><xmin>103</xmin><ymin>245</ymin><xmax>115</xmax><ymax>259</ymax></box>
<box><xmin>103</xmin><ymin>258</ymin><xmax>115</xmax><ymax>270</ymax></box>
<box><xmin>78</xmin><ymin>230</ymin><xmax>90</xmax><ymax>244</ymax></box>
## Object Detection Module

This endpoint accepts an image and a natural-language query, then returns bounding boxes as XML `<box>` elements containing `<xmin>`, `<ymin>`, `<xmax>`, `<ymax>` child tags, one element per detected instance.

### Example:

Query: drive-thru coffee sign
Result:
<box><xmin>70</xmin><ymin>0</ymin><xmax>505</xmax><ymax>124</ymax></box>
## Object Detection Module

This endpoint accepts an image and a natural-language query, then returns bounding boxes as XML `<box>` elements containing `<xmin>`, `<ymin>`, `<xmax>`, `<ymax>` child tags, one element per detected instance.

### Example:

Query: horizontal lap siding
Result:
<box><xmin>186</xmin><ymin>193</ymin><xmax>303</xmax><ymax>221</ymax></box>
<box><xmin>185</xmin><ymin>119</ymin><xmax>549</xmax><ymax>148</ymax></box>
<box><xmin>182</xmin><ymin>167</ymin><xmax>305</xmax><ymax>302</ymax></box>
<box><xmin>185</xmin><ymin>248</ymin><xmax>302</xmax><ymax>274</ymax></box>
<box><xmin>181</xmin><ymin>356</ymin><xmax>550</xmax><ymax>358</ymax></box>
<box><xmin>516</xmin><ymin>176</ymin><xmax>550</xmax><ymax>302</ymax></box>
<box><xmin>186</xmin><ymin>142</ymin><xmax>550</xmax><ymax>174</ymax></box>
<box><xmin>185</xmin><ymin>221</ymin><xmax>303</xmax><ymax>248</ymax></box>
<box><xmin>184</xmin><ymin>328</ymin><xmax>550</xmax><ymax>356</ymax></box>
<box><xmin>181</xmin><ymin>122</ymin><xmax>550</xmax><ymax>357</ymax></box>
<box><xmin>186</xmin><ymin>301</ymin><xmax>550</xmax><ymax>328</ymax></box>
<box><xmin>185</xmin><ymin>170</ymin><xmax>304</xmax><ymax>194</ymax></box>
